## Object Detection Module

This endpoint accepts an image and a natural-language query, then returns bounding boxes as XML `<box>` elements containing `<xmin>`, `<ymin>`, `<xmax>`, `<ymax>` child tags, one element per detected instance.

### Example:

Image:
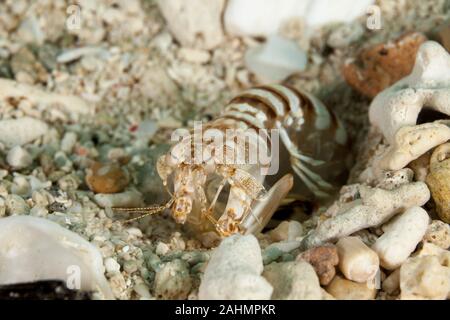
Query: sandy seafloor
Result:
<box><xmin>0</xmin><ymin>0</ymin><xmax>449</xmax><ymax>300</ymax></box>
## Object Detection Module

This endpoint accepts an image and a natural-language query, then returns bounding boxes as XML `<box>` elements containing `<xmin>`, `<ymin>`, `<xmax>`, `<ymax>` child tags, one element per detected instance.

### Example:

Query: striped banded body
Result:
<box><xmin>156</xmin><ymin>84</ymin><xmax>350</xmax><ymax>236</ymax></box>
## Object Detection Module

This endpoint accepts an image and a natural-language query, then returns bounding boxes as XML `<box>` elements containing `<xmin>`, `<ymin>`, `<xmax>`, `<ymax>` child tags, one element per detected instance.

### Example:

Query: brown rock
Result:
<box><xmin>326</xmin><ymin>275</ymin><xmax>377</xmax><ymax>300</ymax></box>
<box><xmin>342</xmin><ymin>32</ymin><xmax>427</xmax><ymax>98</ymax></box>
<box><xmin>297</xmin><ymin>244</ymin><xmax>339</xmax><ymax>285</ymax></box>
<box><xmin>11</xmin><ymin>46</ymin><xmax>48</xmax><ymax>84</ymax></box>
<box><xmin>85</xmin><ymin>162</ymin><xmax>129</xmax><ymax>194</ymax></box>
<box><xmin>433</xmin><ymin>20</ymin><xmax>450</xmax><ymax>52</ymax></box>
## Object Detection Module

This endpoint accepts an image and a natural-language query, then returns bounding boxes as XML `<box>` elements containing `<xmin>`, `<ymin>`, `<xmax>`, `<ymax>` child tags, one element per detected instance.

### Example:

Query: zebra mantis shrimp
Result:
<box><xmin>115</xmin><ymin>84</ymin><xmax>350</xmax><ymax>237</ymax></box>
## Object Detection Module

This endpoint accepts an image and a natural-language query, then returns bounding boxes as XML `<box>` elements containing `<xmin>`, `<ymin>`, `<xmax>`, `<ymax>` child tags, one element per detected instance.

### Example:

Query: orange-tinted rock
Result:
<box><xmin>85</xmin><ymin>162</ymin><xmax>129</xmax><ymax>194</ymax></box>
<box><xmin>297</xmin><ymin>244</ymin><xmax>339</xmax><ymax>285</ymax></box>
<box><xmin>342</xmin><ymin>32</ymin><xmax>427</xmax><ymax>98</ymax></box>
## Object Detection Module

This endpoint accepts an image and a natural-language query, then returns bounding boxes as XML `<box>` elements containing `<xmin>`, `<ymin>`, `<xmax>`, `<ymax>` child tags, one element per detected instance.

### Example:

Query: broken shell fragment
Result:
<box><xmin>372</xmin><ymin>206</ymin><xmax>429</xmax><ymax>270</ymax></box>
<box><xmin>336</xmin><ymin>236</ymin><xmax>379</xmax><ymax>283</ymax></box>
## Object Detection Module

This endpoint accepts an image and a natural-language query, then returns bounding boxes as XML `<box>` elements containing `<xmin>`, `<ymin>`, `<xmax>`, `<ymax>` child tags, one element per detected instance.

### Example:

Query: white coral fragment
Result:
<box><xmin>400</xmin><ymin>254</ymin><xmax>450</xmax><ymax>300</ymax></box>
<box><xmin>0</xmin><ymin>216</ymin><xmax>113</xmax><ymax>299</ymax></box>
<box><xmin>198</xmin><ymin>234</ymin><xmax>273</xmax><ymax>300</ymax></box>
<box><xmin>157</xmin><ymin>0</ymin><xmax>225</xmax><ymax>49</ymax></box>
<box><xmin>372</xmin><ymin>206</ymin><xmax>429</xmax><ymax>270</ymax></box>
<box><xmin>369</xmin><ymin>41</ymin><xmax>450</xmax><ymax>144</ymax></box>
<box><xmin>376</xmin><ymin>121</ymin><xmax>450</xmax><ymax>171</ymax></box>
<box><xmin>0</xmin><ymin>79</ymin><xmax>92</xmax><ymax>121</ymax></box>
<box><xmin>263</xmin><ymin>261</ymin><xmax>323</xmax><ymax>300</ymax></box>
<box><xmin>301</xmin><ymin>182</ymin><xmax>430</xmax><ymax>249</ymax></box>
<box><xmin>0</xmin><ymin>117</ymin><xmax>48</xmax><ymax>148</ymax></box>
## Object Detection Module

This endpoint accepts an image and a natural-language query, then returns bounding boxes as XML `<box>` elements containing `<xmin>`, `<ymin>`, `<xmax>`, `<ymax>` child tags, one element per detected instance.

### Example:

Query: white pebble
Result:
<box><xmin>29</xmin><ymin>205</ymin><xmax>48</xmax><ymax>217</ymax></box>
<box><xmin>56</xmin><ymin>46</ymin><xmax>108</xmax><ymax>64</ymax></box>
<box><xmin>133</xmin><ymin>283</ymin><xmax>152</xmax><ymax>299</ymax></box>
<box><xmin>94</xmin><ymin>190</ymin><xmax>143</xmax><ymax>208</ymax></box>
<box><xmin>178</xmin><ymin>48</ymin><xmax>211</xmax><ymax>64</ymax></box>
<box><xmin>0</xmin><ymin>117</ymin><xmax>48</xmax><ymax>147</ymax></box>
<box><xmin>156</xmin><ymin>242</ymin><xmax>170</xmax><ymax>256</ymax></box>
<box><xmin>104</xmin><ymin>257</ymin><xmax>121</xmax><ymax>274</ymax></box>
<box><xmin>60</xmin><ymin>132</ymin><xmax>77</xmax><ymax>153</ymax></box>
<box><xmin>11</xmin><ymin>175</ymin><xmax>31</xmax><ymax>196</ymax></box>
<box><xmin>126</xmin><ymin>227</ymin><xmax>143</xmax><ymax>238</ymax></box>
<box><xmin>0</xmin><ymin>216</ymin><xmax>113</xmax><ymax>299</ymax></box>
<box><xmin>199</xmin><ymin>234</ymin><xmax>273</xmax><ymax>300</ymax></box>
<box><xmin>7</xmin><ymin>146</ymin><xmax>32</xmax><ymax>169</ymax></box>
<box><xmin>5</xmin><ymin>194</ymin><xmax>30</xmax><ymax>215</ymax></box>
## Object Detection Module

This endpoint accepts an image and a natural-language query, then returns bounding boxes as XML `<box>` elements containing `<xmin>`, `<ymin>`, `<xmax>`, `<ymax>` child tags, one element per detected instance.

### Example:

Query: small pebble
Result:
<box><xmin>156</xmin><ymin>242</ymin><xmax>170</xmax><ymax>256</ymax></box>
<box><xmin>60</xmin><ymin>132</ymin><xmax>77</xmax><ymax>153</ymax></box>
<box><xmin>0</xmin><ymin>117</ymin><xmax>48</xmax><ymax>148</ymax></box>
<box><xmin>94</xmin><ymin>190</ymin><xmax>143</xmax><ymax>208</ymax></box>
<box><xmin>326</xmin><ymin>275</ymin><xmax>377</xmax><ymax>300</ymax></box>
<box><xmin>11</xmin><ymin>175</ymin><xmax>31</xmax><ymax>196</ymax></box>
<box><xmin>56</xmin><ymin>47</ymin><xmax>107</xmax><ymax>64</ymax></box>
<box><xmin>198</xmin><ymin>234</ymin><xmax>272</xmax><ymax>300</ymax></box>
<box><xmin>263</xmin><ymin>260</ymin><xmax>323</xmax><ymax>300</ymax></box>
<box><xmin>123</xmin><ymin>260</ymin><xmax>138</xmax><ymax>274</ymax></box>
<box><xmin>10</xmin><ymin>46</ymin><xmax>47</xmax><ymax>84</ymax></box>
<box><xmin>29</xmin><ymin>205</ymin><xmax>48</xmax><ymax>217</ymax></box>
<box><xmin>0</xmin><ymin>197</ymin><xmax>6</xmax><ymax>217</ymax></box>
<box><xmin>86</xmin><ymin>162</ymin><xmax>129</xmax><ymax>194</ymax></box>
<box><xmin>245</xmin><ymin>35</ymin><xmax>307</xmax><ymax>82</ymax></box>
<box><xmin>424</xmin><ymin>220</ymin><xmax>450</xmax><ymax>249</ymax></box>
<box><xmin>7</xmin><ymin>146</ymin><xmax>33</xmax><ymax>169</ymax></box>
<box><xmin>297</xmin><ymin>244</ymin><xmax>339</xmax><ymax>286</ymax></box>
<box><xmin>153</xmin><ymin>259</ymin><xmax>192</xmax><ymax>300</ymax></box>
<box><xmin>133</xmin><ymin>283</ymin><xmax>152</xmax><ymax>299</ymax></box>
<box><xmin>268</xmin><ymin>220</ymin><xmax>303</xmax><ymax>242</ymax></box>
<box><xmin>5</xmin><ymin>194</ymin><xmax>30</xmax><ymax>215</ymax></box>
<box><xmin>178</xmin><ymin>48</ymin><xmax>211</xmax><ymax>64</ymax></box>
<box><xmin>104</xmin><ymin>257</ymin><xmax>121</xmax><ymax>274</ymax></box>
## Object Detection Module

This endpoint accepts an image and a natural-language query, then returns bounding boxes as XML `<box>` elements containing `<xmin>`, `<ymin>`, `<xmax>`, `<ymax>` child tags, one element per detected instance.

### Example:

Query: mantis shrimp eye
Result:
<box><xmin>172</xmin><ymin>196</ymin><xmax>192</xmax><ymax>224</ymax></box>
